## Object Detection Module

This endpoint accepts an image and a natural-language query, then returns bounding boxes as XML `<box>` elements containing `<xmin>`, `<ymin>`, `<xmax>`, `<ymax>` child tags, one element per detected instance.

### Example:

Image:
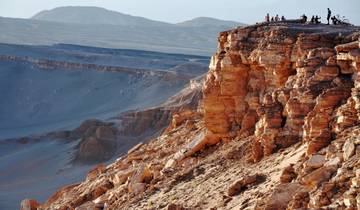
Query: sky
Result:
<box><xmin>1</xmin><ymin>0</ymin><xmax>359</xmax><ymax>25</ymax></box>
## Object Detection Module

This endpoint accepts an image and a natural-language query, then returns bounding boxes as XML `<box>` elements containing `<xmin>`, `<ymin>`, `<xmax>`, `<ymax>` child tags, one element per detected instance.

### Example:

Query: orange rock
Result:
<box><xmin>252</xmin><ymin>140</ymin><xmax>263</xmax><ymax>162</ymax></box>
<box><xmin>45</xmin><ymin>183</ymin><xmax>80</xmax><ymax>205</ymax></box>
<box><xmin>301</xmin><ymin>165</ymin><xmax>338</xmax><ymax>189</ymax></box>
<box><xmin>20</xmin><ymin>199</ymin><xmax>39</xmax><ymax>210</ymax></box>
<box><xmin>280</xmin><ymin>164</ymin><xmax>297</xmax><ymax>183</ymax></box>
<box><xmin>227</xmin><ymin>174</ymin><xmax>263</xmax><ymax>196</ymax></box>
<box><xmin>335</xmin><ymin>41</ymin><xmax>359</xmax><ymax>53</ymax></box>
<box><xmin>128</xmin><ymin>164</ymin><xmax>153</xmax><ymax>193</ymax></box>
<box><xmin>87</xmin><ymin>164</ymin><xmax>106</xmax><ymax>180</ymax></box>
<box><xmin>264</xmin><ymin>183</ymin><xmax>305</xmax><ymax>210</ymax></box>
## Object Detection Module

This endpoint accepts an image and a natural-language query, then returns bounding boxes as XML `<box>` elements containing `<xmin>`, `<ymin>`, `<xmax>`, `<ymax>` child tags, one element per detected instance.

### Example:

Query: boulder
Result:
<box><xmin>301</xmin><ymin>165</ymin><xmax>337</xmax><ymax>189</ymax></box>
<box><xmin>264</xmin><ymin>183</ymin><xmax>305</xmax><ymax>210</ymax></box>
<box><xmin>324</xmin><ymin>157</ymin><xmax>341</xmax><ymax>167</ymax></box>
<box><xmin>128</xmin><ymin>165</ymin><xmax>153</xmax><ymax>193</ymax></box>
<box><xmin>351</xmin><ymin>169</ymin><xmax>360</xmax><ymax>188</ymax></box>
<box><xmin>252</xmin><ymin>140</ymin><xmax>264</xmax><ymax>163</ymax></box>
<box><xmin>46</xmin><ymin>183</ymin><xmax>80</xmax><ymax>204</ymax></box>
<box><xmin>355</xmin><ymin>136</ymin><xmax>360</xmax><ymax>145</ymax></box>
<box><xmin>343</xmin><ymin>138</ymin><xmax>355</xmax><ymax>160</ymax></box>
<box><xmin>110</xmin><ymin>169</ymin><xmax>134</xmax><ymax>186</ymax></box>
<box><xmin>280</xmin><ymin>164</ymin><xmax>297</xmax><ymax>183</ymax></box>
<box><xmin>20</xmin><ymin>199</ymin><xmax>39</xmax><ymax>210</ymax></box>
<box><xmin>164</xmin><ymin>159</ymin><xmax>177</xmax><ymax>169</ymax></box>
<box><xmin>87</xmin><ymin>164</ymin><xmax>106</xmax><ymax>180</ymax></box>
<box><xmin>305</xmin><ymin>155</ymin><xmax>326</xmax><ymax>169</ymax></box>
<box><xmin>227</xmin><ymin>174</ymin><xmax>263</xmax><ymax>196</ymax></box>
<box><xmin>286</xmin><ymin>191</ymin><xmax>310</xmax><ymax>210</ymax></box>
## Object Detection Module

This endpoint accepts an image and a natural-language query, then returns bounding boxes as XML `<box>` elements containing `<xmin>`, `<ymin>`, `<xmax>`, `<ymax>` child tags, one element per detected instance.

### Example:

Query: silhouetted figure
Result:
<box><xmin>281</xmin><ymin>16</ymin><xmax>286</xmax><ymax>21</ymax></box>
<box><xmin>331</xmin><ymin>16</ymin><xmax>338</xmax><ymax>25</ymax></box>
<box><xmin>301</xmin><ymin>14</ymin><xmax>307</xmax><ymax>23</ymax></box>
<box><xmin>265</xmin><ymin>13</ymin><xmax>270</xmax><ymax>22</ymax></box>
<box><xmin>315</xmin><ymin>15</ymin><xmax>321</xmax><ymax>24</ymax></box>
<box><xmin>271</xmin><ymin>17</ymin><xmax>274</xmax><ymax>22</ymax></box>
<box><xmin>327</xmin><ymin>8</ymin><xmax>332</xmax><ymax>25</ymax></box>
<box><xmin>331</xmin><ymin>16</ymin><xmax>339</xmax><ymax>25</ymax></box>
<box><xmin>275</xmin><ymin>14</ymin><xmax>279</xmax><ymax>21</ymax></box>
<box><xmin>311</xmin><ymin>16</ymin><xmax>315</xmax><ymax>24</ymax></box>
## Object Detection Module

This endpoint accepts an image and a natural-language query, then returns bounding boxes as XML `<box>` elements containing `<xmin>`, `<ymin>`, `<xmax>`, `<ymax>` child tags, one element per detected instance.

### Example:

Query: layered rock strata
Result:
<box><xmin>202</xmin><ymin>23</ymin><xmax>360</xmax><ymax>160</ymax></box>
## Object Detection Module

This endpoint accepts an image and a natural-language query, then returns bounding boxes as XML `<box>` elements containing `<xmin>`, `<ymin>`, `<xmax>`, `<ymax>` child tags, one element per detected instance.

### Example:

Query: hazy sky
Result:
<box><xmin>1</xmin><ymin>0</ymin><xmax>359</xmax><ymax>25</ymax></box>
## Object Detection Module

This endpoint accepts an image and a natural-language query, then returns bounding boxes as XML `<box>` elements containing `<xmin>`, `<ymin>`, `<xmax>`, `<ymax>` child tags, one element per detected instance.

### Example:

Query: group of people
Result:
<box><xmin>266</xmin><ymin>8</ymin><xmax>350</xmax><ymax>26</ymax></box>
<box><xmin>303</xmin><ymin>8</ymin><xmax>348</xmax><ymax>25</ymax></box>
<box><xmin>265</xmin><ymin>14</ymin><xmax>286</xmax><ymax>22</ymax></box>
<box><xmin>311</xmin><ymin>15</ymin><xmax>321</xmax><ymax>24</ymax></box>
<box><xmin>300</xmin><ymin>14</ymin><xmax>321</xmax><ymax>24</ymax></box>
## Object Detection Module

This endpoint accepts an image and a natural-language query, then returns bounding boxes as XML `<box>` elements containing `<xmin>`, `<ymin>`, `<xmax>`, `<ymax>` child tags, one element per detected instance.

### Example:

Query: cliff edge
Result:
<box><xmin>24</xmin><ymin>22</ymin><xmax>360</xmax><ymax>210</ymax></box>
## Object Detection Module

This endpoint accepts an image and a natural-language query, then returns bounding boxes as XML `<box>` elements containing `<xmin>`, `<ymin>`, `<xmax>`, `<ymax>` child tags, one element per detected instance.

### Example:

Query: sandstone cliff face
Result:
<box><xmin>202</xmin><ymin>23</ymin><xmax>360</xmax><ymax>159</ymax></box>
<box><xmin>29</xmin><ymin>23</ymin><xmax>360</xmax><ymax>210</ymax></box>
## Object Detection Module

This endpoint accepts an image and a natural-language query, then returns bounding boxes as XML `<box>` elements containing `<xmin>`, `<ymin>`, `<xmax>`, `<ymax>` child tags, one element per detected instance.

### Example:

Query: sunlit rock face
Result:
<box><xmin>202</xmin><ymin>23</ymin><xmax>360</xmax><ymax>159</ymax></box>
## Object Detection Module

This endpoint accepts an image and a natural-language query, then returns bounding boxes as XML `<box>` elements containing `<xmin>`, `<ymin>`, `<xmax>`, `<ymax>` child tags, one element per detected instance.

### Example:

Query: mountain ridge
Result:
<box><xmin>31</xmin><ymin>6</ymin><xmax>171</xmax><ymax>27</ymax></box>
<box><xmin>31</xmin><ymin>6</ymin><xmax>244</xmax><ymax>27</ymax></box>
<box><xmin>176</xmin><ymin>16</ymin><xmax>244</xmax><ymax>27</ymax></box>
<box><xmin>0</xmin><ymin>15</ymin><xmax>241</xmax><ymax>56</ymax></box>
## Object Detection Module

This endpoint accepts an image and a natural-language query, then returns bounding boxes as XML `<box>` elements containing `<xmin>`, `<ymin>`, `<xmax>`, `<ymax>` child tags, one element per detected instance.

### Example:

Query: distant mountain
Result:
<box><xmin>0</xmin><ymin>6</ymin><xmax>246</xmax><ymax>56</ymax></box>
<box><xmin>177</xmin><ymin>17</ymin><xmax>244</xmax><ymax>28</ymax></box>
<box><xmin>31</xmin><ymin>6</ymin><xmax>170</xmax><ymax>27</ymax></box>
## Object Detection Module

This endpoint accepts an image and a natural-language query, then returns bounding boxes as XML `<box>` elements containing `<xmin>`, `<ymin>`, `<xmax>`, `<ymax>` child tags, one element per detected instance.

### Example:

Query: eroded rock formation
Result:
<box><xmin>202</xmin><ymin>23</ymin><xmax>360</xmax><ymax>160</ymax></box>
<box><xmin>24</xmin><ymin>22</ymin><xmax>360</xmax><ymax>210</ymax></box>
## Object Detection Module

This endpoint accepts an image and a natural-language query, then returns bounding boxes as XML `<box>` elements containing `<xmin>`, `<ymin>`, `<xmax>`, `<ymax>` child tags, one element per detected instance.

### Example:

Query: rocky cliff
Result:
<box><xmin>202</xmin><ymin>23</ymin><xmax>359</xmax><ymax>159</ymax></box>
<box><xmin>23</xmin><ymin>22</ymin><xmax>360</xmax><ymax>210</ymax></box>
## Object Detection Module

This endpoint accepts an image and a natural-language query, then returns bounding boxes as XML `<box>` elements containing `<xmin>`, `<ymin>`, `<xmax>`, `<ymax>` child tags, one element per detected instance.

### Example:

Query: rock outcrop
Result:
<box><xmin>202</xmin><ymin>23</ymin><xmax>360</xmax><ymax>160</ymax></box>
<box><xmin>24</xmin><ymin>22</ymin><xmax>360</xmax><ymax>210</ymax></box>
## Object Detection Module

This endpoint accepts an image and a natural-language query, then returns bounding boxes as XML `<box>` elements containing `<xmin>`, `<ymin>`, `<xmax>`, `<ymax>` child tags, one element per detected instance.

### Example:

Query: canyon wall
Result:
<box><xmin>202</xmin><ymin>23</ymin><xmax>360</xmax><ymax>161</ymax></box>
<box><xmin>25</xmin><ymin>22</ymin><xmax>360</xmax><ymax>210</ymax></box>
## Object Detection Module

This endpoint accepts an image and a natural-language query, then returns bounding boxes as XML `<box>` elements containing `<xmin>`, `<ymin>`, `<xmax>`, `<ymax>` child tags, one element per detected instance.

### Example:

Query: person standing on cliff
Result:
<box><xmin>301</xmin><ymin>14</ymin><xmax>307</xmax><ymax>23</ymax></box>
<box><xmin>327</xmin><ymin>8</ymin><xmax>332</xmax><ymax>25</ymax></box>
<box><xmin>275</xmin><ymin>14</ymin><xmax>279</xmax><ymax>22</ymax></box>
<box><xmin>265</xmin><ymin>13</ymin><xmax>270</xmax><ymax>22</ymax></box>
<box><xmin>311</xmin><ymin>15</ymin><xmax>315</xmax><ymax>24</ymax></box>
